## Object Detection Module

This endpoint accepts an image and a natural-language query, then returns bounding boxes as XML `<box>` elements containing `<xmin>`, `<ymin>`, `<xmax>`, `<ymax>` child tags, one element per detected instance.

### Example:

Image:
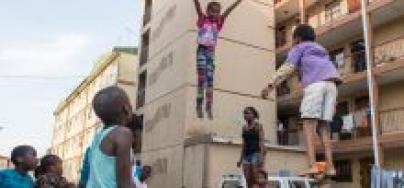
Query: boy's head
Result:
<box><xmin>244</xmin><ymin>106</ymin><xmax>259</xmax><ymax>122</ymax></box>
<box><xmin>207</xmin><ymin>1</ymin><xmax>221</xmax><ymax>21</ymax></box>
<box><xmin>92</xmin><ymin>86</ymin><xmax>133</xmax><ymax>126</ymax></box>
<box><xmin>293</xmin><ymin>24</ymin><xmax>316</xmax><ymax>44</ymax></box>
<box><xmin>11</xmin><ymin>145</ymin><xmax>37</xmax><ymax>171</ymax></box>
<box><xmin>35</xmin><ymin>154</ymin><xmax>63</xmax><ymax>178</ymax></box>
<box><xmin>255</xmin><ymin>170</ymin><xmax>268</xmax><ymax>184</ymax></box>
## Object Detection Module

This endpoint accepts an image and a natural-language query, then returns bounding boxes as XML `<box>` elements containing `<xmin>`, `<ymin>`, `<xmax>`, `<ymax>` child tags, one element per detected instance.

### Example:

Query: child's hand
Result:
<box><xmin>261</xmin><ymin>84</ymin><xmax>274</xmax><ymax>99</ymax></box>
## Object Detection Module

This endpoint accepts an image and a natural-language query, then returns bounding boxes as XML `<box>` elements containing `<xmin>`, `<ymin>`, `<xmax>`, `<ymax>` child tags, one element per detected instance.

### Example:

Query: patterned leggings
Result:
<box><xmin>196</xmin><ymin>46</ymin><xmax>215</xmax><ymax>109</ymax></box>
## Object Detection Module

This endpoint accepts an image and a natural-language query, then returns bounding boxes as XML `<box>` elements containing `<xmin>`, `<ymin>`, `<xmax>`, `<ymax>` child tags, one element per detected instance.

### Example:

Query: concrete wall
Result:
<box><xmin>184</xmin><ymin>144</ymin><xmax>206</xmax><ymax>188</ymax></box>
<box><xmin>139</xmin><ymin>0</ymin><xmax>276</xmax><ymax>187</ymax></box>
<box><xmin>141</xmin><ymin>145</ymin><xmax>184</xmax><ymax>188</ymax></box>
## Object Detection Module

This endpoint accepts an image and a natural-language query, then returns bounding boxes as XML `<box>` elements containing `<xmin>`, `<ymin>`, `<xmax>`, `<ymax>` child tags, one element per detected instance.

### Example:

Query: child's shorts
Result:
<box><xmin>300</xmin><ymin>81</ymin><xmax>337</xmax><ymax>122</ymax></box>
<box><xmin>242</xmin><ymin>153</ymin><xmax>262</xmax><ymax>165</ymax></box>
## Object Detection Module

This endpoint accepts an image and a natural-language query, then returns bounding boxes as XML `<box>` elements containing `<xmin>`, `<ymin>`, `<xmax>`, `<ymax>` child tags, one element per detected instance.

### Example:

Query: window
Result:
<box><xmin>140</xmin><ymin>30</ymin><xmax>150</xmax><ymax>67</ymax></box>
<box><xmin>348</xmin><ymin>0</ymin><xmax>361</xmax><ymax>13</ymax></box>
<box><xmin>332</xmin><ymin>160</ymin><xmax>353</xmax><ymax>182</ymax></box>
<box><xmin>276</xmin><ymin>26</ymin><xmax>287</xmax><ymax>48</ymax></box>
<box><xmin>329</xmin><ymin>48</ymin><xmax>345</xmax><ymax>68</ymax></box>
<box><xmin>325</xmin><ymin>1</ymin><xmax>342</xmax><ymax>22</ymax></box>
<box><xmin>351</xmin><ymin>39</ymin><xmax>367</xmax><ymax>72</ymax></box>
<box><xmin>132</xmin><ymin>114</ymin><xmax>143</xmax><ymax>154</ymax></box>
<box><xmin>143</xmin><ymin>0</ymin><xmax>152</xmax><ymax>26</ymax></box>
<box><xmin>137</xmin><ymin>71</ymin><xmax>147</xmax><ymax>109</ymax></box>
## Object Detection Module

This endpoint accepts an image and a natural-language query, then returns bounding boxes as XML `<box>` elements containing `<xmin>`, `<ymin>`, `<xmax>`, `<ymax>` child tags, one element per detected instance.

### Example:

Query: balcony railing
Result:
<box><xmin>277</xmin><ymin>129</ymin><xmax>300</xmax><ymax>146</ymax></box>
<box><xmin>380</xmin><ymin>107</ymin><xmax>404</xmax><ymax>134</ymax></box>
<box><xmin>374</xmin><ymin>37</ymin><xmax>404</xmax><ymax>66</ymax></box>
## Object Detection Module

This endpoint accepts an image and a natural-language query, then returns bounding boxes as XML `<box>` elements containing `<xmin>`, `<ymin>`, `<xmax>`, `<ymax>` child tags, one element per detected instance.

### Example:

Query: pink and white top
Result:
<box><xmin>197</xmin><ymin>15</ymin><xmax>225</xmax><ymax>48</ymax></box>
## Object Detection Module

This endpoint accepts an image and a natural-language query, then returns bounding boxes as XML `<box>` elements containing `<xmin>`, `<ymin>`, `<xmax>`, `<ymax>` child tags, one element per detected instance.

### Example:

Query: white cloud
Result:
<box><xmin>0</xmin><ymin>33</ymin><xmax>90</xmax><ymax>76</ymax></box>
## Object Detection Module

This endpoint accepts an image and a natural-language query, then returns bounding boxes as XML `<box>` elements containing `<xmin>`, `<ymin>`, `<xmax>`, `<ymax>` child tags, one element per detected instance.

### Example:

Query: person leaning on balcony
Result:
<box><xmin>261</xmin><ymin>24</ymin><xmax>342</xmax><ymax>177</ymax></box>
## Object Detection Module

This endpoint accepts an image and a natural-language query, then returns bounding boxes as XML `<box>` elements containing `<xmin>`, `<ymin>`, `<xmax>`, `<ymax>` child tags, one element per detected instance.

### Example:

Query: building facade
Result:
<box><xmin>136</xmin><ymin>0</ymin><xmax>308</xmax><ymax>188</ymax></box>
<box><xmin>0</xmin><ymin>155</ymin><xmax>12</xmax><ymax>169</ymax></box>
<box><xmin>274</xmin><ymin>0</ymin><xmax>404</xmax><ymax>187</ymax></box>
<box><xmin>50</xmin><ymin>47</ymin><xmax>138</xmax><ymax>182</ymax></box>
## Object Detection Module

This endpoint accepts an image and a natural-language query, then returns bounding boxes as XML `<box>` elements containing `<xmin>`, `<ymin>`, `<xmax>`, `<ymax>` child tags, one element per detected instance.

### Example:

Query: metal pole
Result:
<box><xmin>360</xmin><ymin>0</ymin><xmax>381</xmax><ymax>187</ymax></box>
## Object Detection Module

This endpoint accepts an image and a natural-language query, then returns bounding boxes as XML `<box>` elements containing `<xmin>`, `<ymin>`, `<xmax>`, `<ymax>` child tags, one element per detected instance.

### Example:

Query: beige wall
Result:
<box><xmin>140</xmin><ymin>0</ymin><xmax>275</xmax><ymax>187</ymax></box>
<box><xmin>145</xmin><ymin>0</ymin><xmax>274</xmax><ymax>59</ymax></box>
<box><xmin>379</xmin><ymin>81</ymin><xmax>404</xmax><ymax>111</ymax></box>
<box><xmin>141</xmin><ymin>145</ymin><xmax>184</xmax><ymax>188</ymax></box>
<box><xmin>0</xmin><ymin>157</ymin><xmax>11</xmax><ymax>169</ymax></box>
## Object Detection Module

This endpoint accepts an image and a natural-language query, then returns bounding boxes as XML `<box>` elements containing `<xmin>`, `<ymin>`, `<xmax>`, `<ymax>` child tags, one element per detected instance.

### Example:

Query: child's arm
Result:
<box><xmin>258</xmin><ymin>124</ymin><xmax>266</xmax><ymax>160</ymax></box>
<box><xmin>222</xmin><ymin>0</ymin><xmax>242</xmax><ymax>19</ymax></box>
<box><xmin>115</xmin><ymin>127</ymin><xmax>136</xmax><ymax>188</ymax></box>
<box><xmin>237</xmin><ymin>128</ymin><xmax>245</xmax><ymax>168</ymax></box>
<box><xmin>261</xmin><ymin>63</ymin><xmax>296</xmax><ymax>99</ymax></box>
<box><xmin>268</xmin><ymin>63</ymin><xmax>296</xmax><ymax>88</ymax></box>
<box><xmin>193</xmin><ymin>0</ymin><xmax>203</xmax><ymax>18</ymax></box>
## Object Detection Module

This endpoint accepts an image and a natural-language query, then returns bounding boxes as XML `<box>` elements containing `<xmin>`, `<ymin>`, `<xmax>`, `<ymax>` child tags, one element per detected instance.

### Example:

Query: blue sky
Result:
<box><xmin>0</xmin><ymin>0</ymin><xmax>141</xmax><ymax>156</ymax></box>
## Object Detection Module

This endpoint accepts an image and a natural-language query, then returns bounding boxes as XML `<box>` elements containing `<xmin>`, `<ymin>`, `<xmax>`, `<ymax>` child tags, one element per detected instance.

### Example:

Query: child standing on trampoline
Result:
<box><xmin>262</xmin><ymin>24</ymin><xmax>341</xmax><ymax>177</ymax></box>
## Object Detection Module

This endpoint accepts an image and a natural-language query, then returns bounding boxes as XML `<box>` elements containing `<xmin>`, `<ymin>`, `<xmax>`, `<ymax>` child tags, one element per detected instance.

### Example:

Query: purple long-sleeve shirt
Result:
<box><xmin>286</xmin><ymin>42</ymin><xmax>341</xmax><ymax>87</ymax></box>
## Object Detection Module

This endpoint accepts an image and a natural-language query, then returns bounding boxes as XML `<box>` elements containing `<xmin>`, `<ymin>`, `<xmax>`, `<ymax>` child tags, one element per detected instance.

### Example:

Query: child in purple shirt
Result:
<box><xmin>262</xmin><ymin>24</ymin><xmax>341</xmax><ymax>177</ymax></box>
<box><xmin>193</xmin><ymin>0</ymin><xmax>242</xmax><ymax>119</ymax></box>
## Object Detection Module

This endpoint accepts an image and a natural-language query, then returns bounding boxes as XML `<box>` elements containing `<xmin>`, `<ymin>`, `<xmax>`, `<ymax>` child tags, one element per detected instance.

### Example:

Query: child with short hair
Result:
<box><xmin>87</xmin><ymin>86</ymin><xmax>136</xmax><ymax>188</ymax></box>
<box><xmin>193</xmin><ymin>0</ymin><xmax>242</xmax><ymax>119</ymax></box>
<box><xmin>35</xmin><ymin>154</ymin><xmax>74</xmax><ymax>188</ymax></box>
<box><xmin>262</xmin><ymin>24</ymin><xmax>341</xmax><ymax>176</ymax></box>
<box><xmin>0</xmin><ymin>145</ymin><xmax>37</xmax><ymax>188</ymax></box>
<box><xmin>237</xmin><ymin>107</ymin><xmax>266</xmax><ymax>187</ymax></box>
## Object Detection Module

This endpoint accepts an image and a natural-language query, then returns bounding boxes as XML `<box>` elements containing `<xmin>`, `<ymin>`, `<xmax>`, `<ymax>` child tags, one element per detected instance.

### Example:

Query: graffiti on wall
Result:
<box><xmin>144</xmin><ymin>103</ymin><xmax>172</xmax><ymax>133</ymax></box>
<box><xmin>148</xmin><ymin>51</ymin><xmax>174</xmax><ymax>86</ymax></box>
<box><xmin>150</xmin><ymin>158</ymin><xmax>168</xmax><ymax>176</ymax></box>
<box><xmin>151</xmin><ymin>4</ymin><xmax>177</xmax><ymax>43</ymax></box>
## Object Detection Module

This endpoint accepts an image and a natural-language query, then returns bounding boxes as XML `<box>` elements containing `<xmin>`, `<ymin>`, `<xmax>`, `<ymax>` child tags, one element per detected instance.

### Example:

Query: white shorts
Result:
<box><xmin>300</xmin><ymin>81</ymin><xmax>337</xmax><ymax>122</ymax></box>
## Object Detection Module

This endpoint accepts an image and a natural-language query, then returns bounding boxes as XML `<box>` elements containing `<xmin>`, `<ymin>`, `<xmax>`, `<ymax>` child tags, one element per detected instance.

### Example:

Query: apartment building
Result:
<box><xmin>50</xmin><ymin>47</ymin><xmax>138</xmax><ymax>182</ymax></box>
<box><xmin>274</xmin><ymin>0</ymin><xmax>404</xmax><ymax>187</ymax></box>
<box><xmin>0</xmin><ymin>155</ymin><xmax>12</xmax><ymax>169</ymax></box>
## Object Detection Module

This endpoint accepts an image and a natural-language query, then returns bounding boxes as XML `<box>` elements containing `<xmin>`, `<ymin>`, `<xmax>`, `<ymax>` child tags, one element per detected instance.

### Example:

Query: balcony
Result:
<box><xmin>275</xmin><ymin>0</ymin><xmax>320</xmax><ymax>24</ymax></box>
<box><xmin>318</xmin><ymin>108</ymin><xmax>404</xmax><ymax>153</ymax></box>
<box><xmin>277</xmin><ymin>35</ymin><xmax>404</xmax><ymax>110</ymax></box>
<box><xmin>275</xmin><ymin>0</ymin><xmax>404</xmax><ymax>55</ymax></box>
<box><xmin>381</xmin><ymin>107</ymin><xmax>404</xmax><ymax>134</ymax></box>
